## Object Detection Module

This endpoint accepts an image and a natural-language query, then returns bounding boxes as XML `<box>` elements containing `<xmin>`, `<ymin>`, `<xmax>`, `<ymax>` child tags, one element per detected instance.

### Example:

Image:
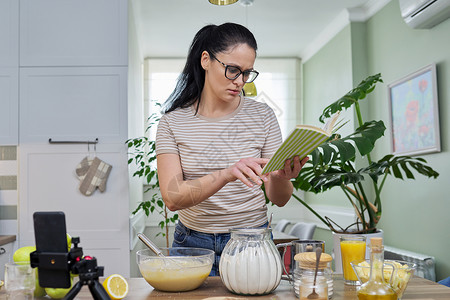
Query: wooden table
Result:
<box><xmin>38</xmin><ymin>275</ymin><xmax>449</xmax><ymax>299</ymax></box>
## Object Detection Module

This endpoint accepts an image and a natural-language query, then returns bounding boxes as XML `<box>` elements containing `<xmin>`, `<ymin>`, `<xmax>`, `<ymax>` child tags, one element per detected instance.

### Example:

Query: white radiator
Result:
<box><xmin>384</xmin><ymin>245</ymin><xmax>436</xmax><ymax>281</ymax></box>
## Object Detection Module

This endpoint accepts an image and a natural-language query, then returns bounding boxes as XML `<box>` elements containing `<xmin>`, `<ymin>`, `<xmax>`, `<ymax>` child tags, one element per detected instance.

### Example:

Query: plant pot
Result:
<box><xmin>332</xmin><ymin>229</ymin><xmax>383</xmax><ymax>274</ymax></box>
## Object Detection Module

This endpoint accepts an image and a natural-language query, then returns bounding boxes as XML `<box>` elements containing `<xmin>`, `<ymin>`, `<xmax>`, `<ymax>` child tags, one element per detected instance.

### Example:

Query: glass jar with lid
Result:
<box><xmin>219</xmin><ymin>227</ymin><xmax>282</xmax><ymax>295</ymax></box>
<box><xmin>298</xmin><ymin>275</ymin><xmax>328</xmax><ymax>300</ymax></box>
<box><xmin>294</xmin><ymin>251</ymin><xmax>333</xmax><ymax>298</ymax></box>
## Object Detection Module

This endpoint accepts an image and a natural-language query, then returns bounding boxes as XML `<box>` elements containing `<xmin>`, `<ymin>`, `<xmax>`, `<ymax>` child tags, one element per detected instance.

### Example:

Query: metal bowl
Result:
<box><xmin>351</xmin><ymin>259</ymin><xmax>416</xmax><ymax>299</ymax></box>
<box><xmin>136</xmin><ymin>247</ymin><xmax>214</xmax><ymax>292</ymax></box>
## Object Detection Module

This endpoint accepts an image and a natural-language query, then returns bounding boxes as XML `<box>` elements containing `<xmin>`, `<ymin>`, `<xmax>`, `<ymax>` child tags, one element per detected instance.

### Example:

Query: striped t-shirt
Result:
<box><xmin>156</xmin><ymin>96</ymin><xmax>282</xmax><ymax>233</ymax></box>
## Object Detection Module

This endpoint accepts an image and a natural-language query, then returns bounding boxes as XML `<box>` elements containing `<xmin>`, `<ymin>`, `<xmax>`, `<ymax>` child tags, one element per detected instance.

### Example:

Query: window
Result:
<box><xmin>144</xmin><ymin>58</ymin><xmax>302</xmax><ymax>138</ymax></box>
<box><xmin>252</xmin><ymin>58</ymin><xmax>302</xmax><ymax>137</ymax></box>
<box><xmin>145</xmin><ymin>58</ymin><xmax>185</xmax><ymax>140</ymax></box>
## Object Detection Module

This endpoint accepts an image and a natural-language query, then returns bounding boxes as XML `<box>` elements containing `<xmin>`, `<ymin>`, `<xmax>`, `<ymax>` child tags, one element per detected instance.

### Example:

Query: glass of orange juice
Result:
<box><xmin>340</xmin><ymin>235</ymin><xmax>366</xmax><ymax>285</ymax></box>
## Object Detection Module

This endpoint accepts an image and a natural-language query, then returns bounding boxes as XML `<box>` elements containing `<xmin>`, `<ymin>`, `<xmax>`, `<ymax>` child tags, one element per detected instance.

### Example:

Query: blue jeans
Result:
<box><xmin>172</xmin><ymin>221</ymin><xmax>269</xmax><ymax>276</ymax></box>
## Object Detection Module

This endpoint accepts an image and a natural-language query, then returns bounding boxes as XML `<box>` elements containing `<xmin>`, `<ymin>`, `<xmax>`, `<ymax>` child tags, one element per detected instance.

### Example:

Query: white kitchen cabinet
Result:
<box><xmin>18</xmin><ymin>144</ymin><xmax>130</xmax><ymax>277</ymax></box>
<box><xmin>17</xmin><ymin>0</ymin><xmax>130</xmax><ymax>277</ymax></box>
<box><xmin>19</xmin><ymin>67</ymin><xmax>127</xmax><ymax>144</ymax></box>
<box><xmin>0</xmin><ymin>68</ymin><xmax>18</xmax><ymax>145</ymax></box>
<box><xmin>0</xmin><ymin>0</ymin><xmax>19</xmax><ymax>67</ymax></box>
<box><xmin>19</xmin><ymin>0</ymin><xmax>127</xmax><ymax>67</ymax></box>
<box><xmin>0</xmin><ymin>0</ymin><xmax>19</xmax><ymax>145</ymax></box>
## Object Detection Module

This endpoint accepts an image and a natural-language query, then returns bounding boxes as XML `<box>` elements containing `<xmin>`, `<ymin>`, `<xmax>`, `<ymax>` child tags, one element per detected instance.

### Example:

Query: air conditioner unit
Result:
<box><xmin>399</xmin><ymin>0</ymin><xmax>450</xmax><ymax>29</ymax></box>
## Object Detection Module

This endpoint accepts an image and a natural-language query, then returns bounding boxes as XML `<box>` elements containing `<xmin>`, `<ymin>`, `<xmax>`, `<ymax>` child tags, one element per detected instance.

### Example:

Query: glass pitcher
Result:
<box><xmin>219</xmin><ymin>227</ymin><xmax>282</xmax><ymax>295</ymax></box>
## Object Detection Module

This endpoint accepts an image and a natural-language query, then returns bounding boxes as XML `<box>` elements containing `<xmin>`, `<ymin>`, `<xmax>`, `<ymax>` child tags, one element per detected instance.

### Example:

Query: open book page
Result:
<box><xmin>261</xmin><ymin>113</ymin><xmax>339</xmax><ymax>174</ymax></box>
<box><xmin>322</xmin><ymin>112</ymin><xmax>340</xmax><ymax>135</ymax></box>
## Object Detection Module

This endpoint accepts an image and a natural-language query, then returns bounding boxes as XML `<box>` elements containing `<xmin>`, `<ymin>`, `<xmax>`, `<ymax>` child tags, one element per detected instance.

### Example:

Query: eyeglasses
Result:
<box><xmin>211</xmin><ymin>55</ymin><xmax>259</xmax><ymax>83</ymax></box>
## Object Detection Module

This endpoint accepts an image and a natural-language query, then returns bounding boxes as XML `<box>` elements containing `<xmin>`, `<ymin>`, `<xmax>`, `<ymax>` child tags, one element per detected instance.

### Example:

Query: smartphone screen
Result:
<box><xmin>33</xmin><ymin>211</ymin><xmax>71</xmax><ymax>288</ymax></box>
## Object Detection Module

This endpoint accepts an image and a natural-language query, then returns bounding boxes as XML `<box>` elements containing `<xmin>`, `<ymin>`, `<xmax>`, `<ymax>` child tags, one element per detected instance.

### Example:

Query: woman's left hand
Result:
<box><xmin>267</xmin><ymin>156</ymin><xmax>309</xmax><ymax>181</ymax></box>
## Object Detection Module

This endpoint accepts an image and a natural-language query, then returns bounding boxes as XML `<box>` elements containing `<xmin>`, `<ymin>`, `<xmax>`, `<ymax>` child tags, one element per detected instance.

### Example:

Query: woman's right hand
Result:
<box><xmin>225</xmin><ymin>157</ymin><xmax>270</xmax><ymax>188</ymax></box>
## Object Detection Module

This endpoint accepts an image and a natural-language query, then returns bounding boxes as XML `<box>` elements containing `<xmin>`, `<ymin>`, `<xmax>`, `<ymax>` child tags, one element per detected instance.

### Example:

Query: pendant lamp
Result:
<box><xmin>242</xmin><ymin>0</ymin><xmax>257</xmax><ymax>97</ymax></box>
<box><xmin>208</xmin><ymin>0</ymin><xmax>238</xmax><ymax>5</ymax></box>
<box><xmin>243</xmin><ymin>82</ymin><xmax>257</xmax><ymax>97</ymax></box>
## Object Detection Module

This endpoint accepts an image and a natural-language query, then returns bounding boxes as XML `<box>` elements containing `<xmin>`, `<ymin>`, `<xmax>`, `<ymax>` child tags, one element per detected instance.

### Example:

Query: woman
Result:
<box><xmin>156</xmin><ymin>22</ymin><xmax>307</xmax><ymax>276</ymax></box>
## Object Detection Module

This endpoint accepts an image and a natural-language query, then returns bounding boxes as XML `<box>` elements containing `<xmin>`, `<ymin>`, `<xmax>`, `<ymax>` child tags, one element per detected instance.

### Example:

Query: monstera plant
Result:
<box><xmin>292</xmin><ymin>74</ymin><xmax>439</xmax><ymax>234</ymax></box>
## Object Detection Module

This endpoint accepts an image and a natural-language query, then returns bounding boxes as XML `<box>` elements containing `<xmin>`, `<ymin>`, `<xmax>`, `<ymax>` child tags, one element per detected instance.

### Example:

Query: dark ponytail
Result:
<box><xmin>163</xmin><ymin>23</ymin><xmax>257</xmax><ymax>114</ymax></box>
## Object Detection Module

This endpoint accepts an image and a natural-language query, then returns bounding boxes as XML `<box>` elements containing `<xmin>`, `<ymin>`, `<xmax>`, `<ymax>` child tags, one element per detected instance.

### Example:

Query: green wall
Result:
<box><xmin>302</xmin><ymin>25</ymin><xmax>355</xmax><ymax>208</ymax></box>
<box><xmin>303</xmin><ymin>26</ymin><xmax>353</xmax><ymax>127</ymax></box>
<box><xmin>303</xmin><ymin>1</ymin><xmax>450</xmax><ymax>281</ymax></box>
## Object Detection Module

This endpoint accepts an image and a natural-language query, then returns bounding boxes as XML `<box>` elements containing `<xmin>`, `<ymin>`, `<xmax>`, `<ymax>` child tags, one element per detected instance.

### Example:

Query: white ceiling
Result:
<box><xmin>130</xmin><ymin>0</ymin><xmax>391</xmax><ymax>60</ymax></box>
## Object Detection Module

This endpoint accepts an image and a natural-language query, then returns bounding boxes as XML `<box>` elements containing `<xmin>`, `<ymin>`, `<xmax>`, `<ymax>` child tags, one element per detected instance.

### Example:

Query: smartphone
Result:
<box><xmin>33</xmin><ymin>211</ymin><xmax>71</xmax><ymax>288</ymax></box>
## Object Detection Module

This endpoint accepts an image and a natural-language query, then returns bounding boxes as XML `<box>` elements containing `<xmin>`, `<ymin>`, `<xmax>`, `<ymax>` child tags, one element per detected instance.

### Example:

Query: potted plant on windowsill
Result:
<box><xmin>290</xmin><ymin>74</ymin><xmax>439</xmax><ymax>271</ymax></box>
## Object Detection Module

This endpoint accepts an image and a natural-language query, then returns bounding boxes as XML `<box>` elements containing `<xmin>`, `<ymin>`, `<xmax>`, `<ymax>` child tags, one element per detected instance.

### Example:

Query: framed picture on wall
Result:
<box><xmin>388</xmin><ymin>64</ymin><xmax>440</xmax><ymax>156</ymax></box>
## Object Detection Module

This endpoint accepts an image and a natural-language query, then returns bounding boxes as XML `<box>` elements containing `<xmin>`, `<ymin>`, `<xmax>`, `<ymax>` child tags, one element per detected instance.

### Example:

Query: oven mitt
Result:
<box><xmin>76</xmin><ymin>156</ymin><xmax>112</xmax><ymax>196</ymax></box>
<box><xmin>76</xmin><ymin>156</ymin><xmax>93</xmax><ymax>177</ymax></box>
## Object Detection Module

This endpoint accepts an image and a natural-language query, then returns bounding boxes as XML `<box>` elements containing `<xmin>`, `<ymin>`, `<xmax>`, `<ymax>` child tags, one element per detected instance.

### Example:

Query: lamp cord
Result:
<box><xmin>245</xmin><ymin>4</ymin><xmax>248</xmax><ymax>27</ymax></box>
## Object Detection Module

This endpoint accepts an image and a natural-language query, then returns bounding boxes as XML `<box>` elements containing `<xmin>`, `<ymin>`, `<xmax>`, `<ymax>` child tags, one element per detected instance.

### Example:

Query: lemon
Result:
<box><xmin>102</xmin><ymin>274</ymin><xmax>129</xmax><ymax>300</ymax></box>
<box><xmin>44</xmin><ymin>278</ymin><xmax>72</xmax><ymax>299</ymax></box>
<box><xmin>67</xmin><ymin>233</ymin><xmax>72</xmax><ymax>251</ymax></box>
<box><xmin>13</xmin><ymin>246</ymin><xmax>36</xmax><ymax>263</ymax></box>
<box><xmin>45</xmin><ymin>282</ymin><xmax>72</xmax><ymax>300</ymax></box>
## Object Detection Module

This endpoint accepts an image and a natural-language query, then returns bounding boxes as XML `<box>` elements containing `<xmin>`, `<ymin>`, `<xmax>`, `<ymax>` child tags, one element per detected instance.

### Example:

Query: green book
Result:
<box><xmin>262</xmin><ymin>113</ymin><xmax>339</xmax><ymax>174</ymax></box>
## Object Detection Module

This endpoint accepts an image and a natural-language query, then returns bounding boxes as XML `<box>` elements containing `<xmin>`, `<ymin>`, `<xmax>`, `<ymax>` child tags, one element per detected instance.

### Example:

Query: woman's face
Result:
<box><xmin>201</xmin><ymin>43</ymin><xmax>256</xmax><ymax>104</ymax></box>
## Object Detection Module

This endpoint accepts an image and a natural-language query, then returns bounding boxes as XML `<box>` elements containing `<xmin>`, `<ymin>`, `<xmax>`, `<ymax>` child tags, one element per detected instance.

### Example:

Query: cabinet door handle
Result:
<box><xmin>0</xmin><ymin>247</ymin><xmax>5</xmax><ymax>255</ymax></box>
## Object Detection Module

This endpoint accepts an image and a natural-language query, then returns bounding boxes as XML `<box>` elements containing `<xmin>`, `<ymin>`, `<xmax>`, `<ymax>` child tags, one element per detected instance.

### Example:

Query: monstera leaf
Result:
<box><xmin>316</xmin><ymin>120</ymin><xmax>386</xmax><ymax>166</ymax></box>
<box><xmin>319</xmin><ymin>74</ymin><xmax>383</xmax><ymax>123</ymax></box>
<box><xmin>377</xmin><ymin>155</ymin><xmax>439</xmax><ymax>180</ymax></box>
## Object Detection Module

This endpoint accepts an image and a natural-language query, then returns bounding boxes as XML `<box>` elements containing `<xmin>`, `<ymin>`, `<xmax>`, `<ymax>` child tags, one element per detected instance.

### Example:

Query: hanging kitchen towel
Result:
<box><xmin>78</xmin><ymin>157</ymin><xmax>112</xmax><ymax>196</ymax></box>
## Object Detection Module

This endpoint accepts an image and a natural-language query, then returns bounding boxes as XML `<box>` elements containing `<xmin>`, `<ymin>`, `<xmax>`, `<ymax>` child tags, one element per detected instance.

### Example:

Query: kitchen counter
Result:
<box><xmin>0</xmin><ymin>235</ymin><xmax>15</xmax><ymax>246</ymax></box>
<box><xmin>22</xmin><ymin>274</ymin><xmax>448</xmax><ymax>299</ymax></box>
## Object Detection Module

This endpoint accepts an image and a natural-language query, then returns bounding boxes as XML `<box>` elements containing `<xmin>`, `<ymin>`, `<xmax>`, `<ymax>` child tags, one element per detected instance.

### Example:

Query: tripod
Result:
<box><xmin>58</xmin><ymin>237</ymin><xmax>110</xmax><ymax>300</ymax></box>
<box><xmin>63</xmin><ymin>256</ymin><xmax>110</xmax><ymax>300</ymax></box>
